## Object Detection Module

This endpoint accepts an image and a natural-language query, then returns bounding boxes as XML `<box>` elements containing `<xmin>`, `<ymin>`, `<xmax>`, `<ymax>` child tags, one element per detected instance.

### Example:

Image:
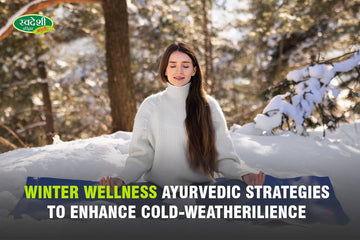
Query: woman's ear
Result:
<box><xmin>192</xmin><ymin>66</ymin><xmax>197</xmax><ymax>76</ymax></box>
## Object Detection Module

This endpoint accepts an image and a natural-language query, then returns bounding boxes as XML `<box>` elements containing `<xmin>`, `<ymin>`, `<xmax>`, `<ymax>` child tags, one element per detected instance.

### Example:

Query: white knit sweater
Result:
<box><xmin>118</xmin><ymin>83</ymin><xmax>256</xmax><ymax>186</ymax></box>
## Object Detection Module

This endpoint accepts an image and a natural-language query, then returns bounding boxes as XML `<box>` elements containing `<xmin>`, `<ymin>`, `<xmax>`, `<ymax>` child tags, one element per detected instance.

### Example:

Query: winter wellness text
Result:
<box><xmin>24</xmin><ymin>184</ymin><xmax>330</xmax><ymax>220</ymax></box>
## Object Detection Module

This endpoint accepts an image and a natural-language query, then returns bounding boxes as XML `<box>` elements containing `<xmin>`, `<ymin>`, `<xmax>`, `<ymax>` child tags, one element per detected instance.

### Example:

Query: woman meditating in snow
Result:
<box><xmin>100</xmin><ymin>42</ymin><xmax>265</xmax><ymax>188</ymax></box>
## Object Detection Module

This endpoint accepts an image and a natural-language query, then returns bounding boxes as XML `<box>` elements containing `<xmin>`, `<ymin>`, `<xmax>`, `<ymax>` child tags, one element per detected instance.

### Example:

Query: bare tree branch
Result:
<box><xmin>0</xmin><ymin>0</ymin><xmax>102</xmax><ymax>41</ymax></box>
<box><xmin>319</xmin><ymin>51</ymin><xmax>359</xmax><ymax>64</ymax></box>
<box><xmin>0</xmin><ymin>122</ymin><xmax>26</xmax><ymax>147</ymax></box>
<box><xmin>16</xmin><ymin>121</ymin><xmax>47</xmax><ymax>136</ymax></box>
<box><xmin>0</xmin><ymin>136</ymin><xmax>18</xmax><ymax>150</ymax></box>
<box><xmin>0</xmin><ymin>78</ymin><xmax>48</xmax><ymax>89</ymax></box>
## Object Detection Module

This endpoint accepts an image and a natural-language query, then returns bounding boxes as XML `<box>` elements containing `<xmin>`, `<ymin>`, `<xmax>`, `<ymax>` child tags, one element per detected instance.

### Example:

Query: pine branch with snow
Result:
<box><xmin>254</xmin><ymin>51</ymin><xmax>360</xmax><ymax>135</ymax></box>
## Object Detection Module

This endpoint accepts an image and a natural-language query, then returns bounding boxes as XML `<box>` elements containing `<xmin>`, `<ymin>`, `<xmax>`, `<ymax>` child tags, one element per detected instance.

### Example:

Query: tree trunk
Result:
<box><xmin>37</xmin><ymin>61</ymin><xmax>55</xmax><ymax>144</ymax></box>
<box><xmin>102</xmin><ymin>0</ymin><xmax>136</xmax><ymax>132</ymax></box>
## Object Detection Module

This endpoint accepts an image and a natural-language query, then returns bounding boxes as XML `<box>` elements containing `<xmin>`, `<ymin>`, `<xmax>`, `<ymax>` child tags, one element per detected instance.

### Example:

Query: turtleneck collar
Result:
<box><xmin>165</xmin><ymin>82</ymin><xmax>190</xmax><ymax>100</ymax></box>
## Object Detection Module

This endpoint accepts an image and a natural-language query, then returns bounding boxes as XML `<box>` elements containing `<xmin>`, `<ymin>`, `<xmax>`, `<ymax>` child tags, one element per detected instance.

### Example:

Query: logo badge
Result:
<box><xmin>12</xmin><ymin>14</ymin><xmax>55</xmax><ymax>35</ymax></box>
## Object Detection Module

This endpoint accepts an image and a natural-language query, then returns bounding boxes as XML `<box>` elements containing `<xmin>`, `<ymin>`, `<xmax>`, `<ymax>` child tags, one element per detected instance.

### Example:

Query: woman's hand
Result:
<box><xmin>99</xmin><ymin>176</ymin><xmax>124</xmax><ymax>191</ymax></box>
<box><xmin>242</xmin><ymin>171</ymin><xmax>266</xmax><ymax>186</ymax></box>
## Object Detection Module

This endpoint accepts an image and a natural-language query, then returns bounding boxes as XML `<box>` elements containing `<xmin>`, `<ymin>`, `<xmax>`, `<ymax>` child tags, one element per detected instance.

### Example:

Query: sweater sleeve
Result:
<box><xmin>118</xmin><ymin>97</ymin><xmax>155</xmax><ymax>184</ymax></box>
<box><xmin>208</xmin><ymin>96</ymin><xmax>257</xmax><ymax>180</ymax></box>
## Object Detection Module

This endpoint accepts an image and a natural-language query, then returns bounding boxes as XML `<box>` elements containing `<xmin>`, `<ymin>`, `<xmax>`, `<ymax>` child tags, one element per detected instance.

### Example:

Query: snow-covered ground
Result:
<box><xmin>0</xmin><ymin>121</ymin><xmax>359</xmax><ymax>239</ymax></box>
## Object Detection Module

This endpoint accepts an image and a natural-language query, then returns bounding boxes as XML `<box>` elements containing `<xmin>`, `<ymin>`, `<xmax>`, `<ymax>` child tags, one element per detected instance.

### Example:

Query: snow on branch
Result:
<box><xmin>254</xmin><ymin>51</ymin><xmax>360</xmax><ymax>135</ymax></box>
<box><xmin>0</xmin><ymin>0</ymin><xmax>102</xmax><ymax>41</ymax></box>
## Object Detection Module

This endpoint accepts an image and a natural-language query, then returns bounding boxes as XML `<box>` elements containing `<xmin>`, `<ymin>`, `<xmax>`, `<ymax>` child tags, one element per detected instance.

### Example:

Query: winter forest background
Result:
<box><xmin>0</xmin><ymin>0</ymin><xmax>359</xmax><ymax>153</ymax></box>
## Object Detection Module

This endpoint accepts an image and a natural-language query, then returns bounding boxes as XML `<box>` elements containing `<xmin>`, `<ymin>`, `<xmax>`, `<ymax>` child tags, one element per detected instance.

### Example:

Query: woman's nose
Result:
<box><xmin>175</xmin><ymin>66</ymin><xmax>183</xmax><ymax>73</ymax></box>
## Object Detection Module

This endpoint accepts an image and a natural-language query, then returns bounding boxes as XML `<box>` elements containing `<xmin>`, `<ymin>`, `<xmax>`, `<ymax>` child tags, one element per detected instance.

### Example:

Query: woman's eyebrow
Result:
<box><xmin>169</xmin><ymin>60</ymin><xmax>191</xmax><ymax>64</ymax></box>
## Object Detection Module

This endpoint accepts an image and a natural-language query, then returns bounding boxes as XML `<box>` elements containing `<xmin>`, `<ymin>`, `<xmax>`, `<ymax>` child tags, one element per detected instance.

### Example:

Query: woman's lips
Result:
<box><xmin>174</xmin><ymin>76</ymin><xmax>184</xmax><ymax>81</ymax></box>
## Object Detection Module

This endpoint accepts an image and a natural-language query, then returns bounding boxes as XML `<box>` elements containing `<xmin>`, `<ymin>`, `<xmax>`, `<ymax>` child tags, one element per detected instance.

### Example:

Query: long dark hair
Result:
<box><xmin>159</xmin><ymin>42</ymin><xmax>218</xmax><ymax>178</ymax></box>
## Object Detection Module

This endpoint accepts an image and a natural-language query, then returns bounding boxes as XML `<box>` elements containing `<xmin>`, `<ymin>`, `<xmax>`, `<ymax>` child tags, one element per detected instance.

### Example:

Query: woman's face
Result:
<box><xmin>165</xmin><ymin>51</ymin><xmax>196</xmax><ymax>87</ymax></box>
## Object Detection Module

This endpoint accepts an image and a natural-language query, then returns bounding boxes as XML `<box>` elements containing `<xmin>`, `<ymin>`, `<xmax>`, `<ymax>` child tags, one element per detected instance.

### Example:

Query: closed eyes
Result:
<box><xmin>169</xmin><ymin>65</ymin><xmax>190</xmax><ymax>68</ymax></box>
